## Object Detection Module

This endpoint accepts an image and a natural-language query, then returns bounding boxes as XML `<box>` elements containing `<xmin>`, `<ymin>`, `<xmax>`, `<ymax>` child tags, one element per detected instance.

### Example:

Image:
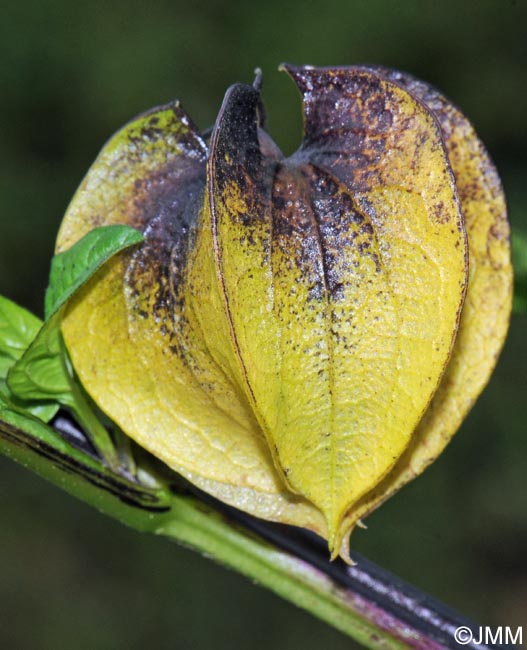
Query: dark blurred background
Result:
<box><xmin>0</xmin><ymin>1</ymin><xmax>525</xmax><ymax>648</ymax></box>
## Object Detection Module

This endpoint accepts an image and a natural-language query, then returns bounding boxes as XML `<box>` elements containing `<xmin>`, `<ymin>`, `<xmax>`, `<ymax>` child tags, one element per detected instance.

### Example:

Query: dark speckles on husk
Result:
<box><xmin>198</xmin><ymin>64</ymin><xmax>469</xmax><ymax>552</ymax></box>
<box><xmin>58</xmin><ymin>64</ymin><xmax>511</xmax><ymax>561</ymax></box>
<box><xmin>125</xmin><ymin>163</ymin><xmax>206</xmax><ymax>352</ymax></box>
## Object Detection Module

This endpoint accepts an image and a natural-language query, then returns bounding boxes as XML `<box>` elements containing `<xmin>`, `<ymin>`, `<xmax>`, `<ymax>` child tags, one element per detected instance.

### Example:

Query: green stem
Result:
<box><xmin>154</xmin><ymin>503</ymin><xmax>410</xmax><ymax>649</ymax></box>
<box><xmin>0</xmin><ymin>407</ymin><xmax>495</xmax><ymax>650</ymax></box>
<box><xmin>61</xmin><ymin>342</ymin><xmax>122</xmax><ymax>472</ymax></box>
<box><xmin>67</xmin><ymin>381</ymin><xmax>121</xmax><ymax>471</ymax></box>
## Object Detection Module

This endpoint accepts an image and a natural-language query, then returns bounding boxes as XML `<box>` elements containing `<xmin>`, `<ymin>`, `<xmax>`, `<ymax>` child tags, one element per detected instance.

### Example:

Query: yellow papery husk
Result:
<box><xmin>56</xmin><ymin>68</ymin><xmax>511</xmax><ymax>563</ymax></box>
<box><xmin>336</xmin><ymin>71</ymin><xmax>513</xmax><ymax>559</ymax></box>
<box><xmin>58</xmin><ymin>102</ymin><xmax>329</xmax><ymax>544</ymax></box>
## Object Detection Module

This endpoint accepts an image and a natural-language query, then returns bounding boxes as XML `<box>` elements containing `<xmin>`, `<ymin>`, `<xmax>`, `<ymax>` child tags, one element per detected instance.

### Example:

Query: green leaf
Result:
<box><xmin>4</xmin><ymin>310</ymin><xmax>67</xmax><ymax>421</ymax></box>
<box><xmin>23</xmin><ymin>402</ymin><xmax>60</xmax><ymax>422</ymax></box>
<box><xmin>1</xmin><ymin>225</ymin><xmax>142</xmax><ymax>427</ymax></box>
<box><xmin>0</xmin><ymin>296</ymin><xmax>59</xmax><ymax>422</ymax></box>
<box><xmin>7</xmin><ymin>312</ymin><xmax>73</xmax><ymax>404</ymax></box>
<box><xmin>45</xmin><ymin>224</ymin><xmax>144</xmax><ymax>319</ymax></box>
<box><xmin>5</xmin><ymin>226</ymin><xmax>142</xmax><ymax>465</ymax></box>
<box><xmin>3</xmin><ymin>225</ymin><xmax>143</xmax><ymax>405</ymax></box>
<box><xmin>0</xmin><ymin>295</ymin><xmax>42</xmax><ymax>375</ymax></box>
<box><xmin>0</xmin><ymin>383</ymin><xmax>59</xmax><ymax>422</ymax></box>
<box><xmin>7</xmin><ymin>312</ymin><xmax>119</xmax><ymax>465</ymax></box>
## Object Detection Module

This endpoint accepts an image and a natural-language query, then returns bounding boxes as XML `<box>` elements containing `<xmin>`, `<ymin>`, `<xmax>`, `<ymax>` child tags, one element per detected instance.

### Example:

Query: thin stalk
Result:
<box><xmin>0</xmin><ymin>408</ymin><xmax>513</xmax><ymax>650</ymax></box>
<box><xmin>67</xmin><ymin>381</ymin><xmax>122</xmax><ymax>471</ymax></box>
<box><xmin>61</xmin><ymin>341</ymin><xmax>122</xmax><ymax>472</ymax></box>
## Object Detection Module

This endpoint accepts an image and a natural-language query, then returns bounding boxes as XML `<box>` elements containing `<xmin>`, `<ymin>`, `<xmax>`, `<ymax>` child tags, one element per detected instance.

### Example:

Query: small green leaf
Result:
<box><xmin>23</xmin><ymin>402</ymin><xmax>60</xmax><ymax>422</ymax></box>
<box><xmin>7</xmin><ymin>313</ymin><xmax>73</xmax><ymax>404</ymax></box>
<box><xmin>45</xmin><ymin>224</ymin><xmax>144</xmax><ymax>319</ymax></box>
<box><xmin>7</xmin><ymin>312</ymin><xmax>119</xmax><ymax>465</ymax></box>
<box><xmin>6</xmin><ymin>227</ymin><xmax>142</xmax><ymax>463</ymax></box>
<box><xmin>0</xmin><ymin>295</ymin><xmax>42</xmax><ymax>375</ymax></box>
<box><xmin>0</xmin><ymin>296</ymin><xmax>65</xmax><ymax>420</ymax></box>
<box><xmin>0</xmin><ymin>386</ymin><xmax>59</xmax><ymax>422</ymax></box>
<box><xmin>0</xmin><ymin>296</ymin><xmax>58</xmax><ymax>422</ymax></box>
<box><xmin>5</xmin><ymin>225</ymin><xmax>143</xmax><ymax>408</ymax></box>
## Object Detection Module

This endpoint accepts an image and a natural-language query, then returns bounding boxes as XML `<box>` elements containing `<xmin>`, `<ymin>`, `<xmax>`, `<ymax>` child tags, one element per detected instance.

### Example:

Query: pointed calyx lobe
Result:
<box><xmin>57</xmin><ymin>65</ymin><xmax>511</xmax><ymax>561</ymax></box>
<box><xmin>206</xmin><ymin>66</ymin><xmax>467</xmax><ymax>552</ymax></box>
<box><xmin>335</xmin><ymin>66</ymin><xmax>512</xmax><ymax>550</ymax></box>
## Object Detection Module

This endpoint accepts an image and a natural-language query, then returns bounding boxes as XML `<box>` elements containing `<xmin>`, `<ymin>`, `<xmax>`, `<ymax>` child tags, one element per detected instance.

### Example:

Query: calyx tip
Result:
<box><xmin>253</xmin><ymin>68</ymin><xmax>263</xmax><ymax>92</ymax></box>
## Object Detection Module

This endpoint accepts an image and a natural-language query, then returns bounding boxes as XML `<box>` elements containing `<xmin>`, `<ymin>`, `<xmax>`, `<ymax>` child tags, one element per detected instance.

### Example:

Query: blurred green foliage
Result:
<box><xmin>513</xmin><ymin>232</ymin><xmax>527</xmax><ymax>313</ymax></box>
<box><xmin>0</xmin><ymin>1</ymin><xmax>526</xmax><ymax>648</ymax></box>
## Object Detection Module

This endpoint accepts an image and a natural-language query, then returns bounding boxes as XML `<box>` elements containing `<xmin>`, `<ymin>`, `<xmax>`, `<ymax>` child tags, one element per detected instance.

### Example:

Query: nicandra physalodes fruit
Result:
<box><xmin>56</xmin><ymin>65</ymin><xmax>512</xmax><ymax>561</ymax></box>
